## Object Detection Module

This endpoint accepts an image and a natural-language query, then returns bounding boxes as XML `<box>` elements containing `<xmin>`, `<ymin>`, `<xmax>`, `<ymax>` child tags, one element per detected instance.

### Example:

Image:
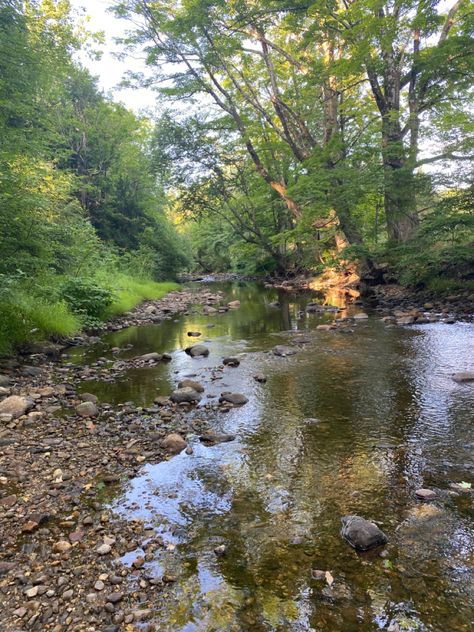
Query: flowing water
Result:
<box><xmin>71</xmin><ymin>281</ymin><xmax>474</xmax><ymax>631</ymax></box>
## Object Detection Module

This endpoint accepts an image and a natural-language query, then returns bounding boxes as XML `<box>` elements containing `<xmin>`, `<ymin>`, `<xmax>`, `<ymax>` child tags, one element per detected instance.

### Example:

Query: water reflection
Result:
<box><xmin>82</xmin><ymin>282</ymin><xmax>474</xmax><ymax>631</ymax></box>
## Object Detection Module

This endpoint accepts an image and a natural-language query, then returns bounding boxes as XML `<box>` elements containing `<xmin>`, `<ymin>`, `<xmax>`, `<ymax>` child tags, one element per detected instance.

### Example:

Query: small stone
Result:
<box><xmin>214</xmin><ymin>545</ymin><xmax>226</xmax><ymax>556</ymax></box>
<box><xmin>0</xmin><ymin>395</ymin><xmax>28</xmax><ymax>419</ymax></box>
<box><xmin>253</xmin><ymin>373</ymin><xmax>267</xmax><ymax>383</ymax></box>
<box><xmin>223</xmin><ymin>357</ymin><xmax>240</xmax><ymax>367</ymax></box>
<box><xmin>353</xmin><ymin>313</ymin><xmax>369</xmax><ymax>320</ymax></box>
<box><xmin>80</xmin><ymin>392</ymin><xmax>99</xmax><ymax>403</ymax></box>
<box><xmin>161</xmin><ymin>433</ymin><xmax>187</xmax><ymax>454</ymax></box>
<box><xmin>62</xmin><ymin>589</ymin><xmax>73</xmax><ymax>601</ymax></box>
<box><xmin>341</xmin><ymin>515</ymin><xmax>388</xmax><ymax>551</ymax></box>
<box><xmin>132</xmin><ymin>556</ymin><xmax>145</xmax><ymax>569</ymax></box>
<box><xmin>0</xmin><ymin>494</ymin><xmax>17</xmax><ymax>508</ymax></box>
<box><xmin>94</xmin><ymin>580</ymin><xmax>105</xmax><ymax>591</ymax></box>
<box><xmin>0</xmin><ymin>562</ymin><xmax>15</xmax><ymax>575</ymax></box>
<box><xmin>26</xmin><ymin>586</ymin><xmax>39</xmax><ymax>598</ymax></box>
<box><xmin>228</xmin><ymin>300</ymin><xmax>241</xmax><ymax>309</ymax></box>
<box><xmin>106</xmin><ymin>592</ymin><xmax>124</xmax><ymax>604</ymax></box>
<box><xmin>273</xmin><ymin>345</ymin><xmax>297</xmax><ymax>357</ymax></box>
<box><xmin>96</xmin><ymin>543</ymin><xmax>112</xmax><ymax>556</ymax></box>
<box><xmin>415</xmin><ymin>488</ymin><xmax>437</xmax><ymax>500</ymax></box>
<box><xmin>177</xmin><ymin>379</ymin><xmax>204</xmax><ymax>393</ymax></box>
<box><xmin>52</xmin><ymin>540</ymin><xmax>72</xmax><ymax>554</ymax></box>
<box><xmin>170</xmin><ymin>387</ymin><xmax>202</xmax><ymax>404</ymax></box>
<box><xmin>132</xmin><ymin>609</ymin><xmax>152</xmax><ymax>622</ymax></box>
<box><xmin>452</xmin><ymin>372</ymin><xmax>474</xmax><ymax>383</ymax></box>
<box><xmin>76</xmin><ymin>401</ymin><xmax>98</xmax><ymax>417</ymax></box>
<box><xmin>185</xmin><ymin>344</ymin><xmax>209</xmax><ymax>358</ymax></box>
<box><xmin>219</xmin><ymin>392</ymin><xmax>248</xmax><ymax>406</ymax></box>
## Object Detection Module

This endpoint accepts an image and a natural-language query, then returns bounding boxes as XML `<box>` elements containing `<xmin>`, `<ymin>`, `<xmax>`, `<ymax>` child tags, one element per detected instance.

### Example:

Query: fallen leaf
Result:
<box><xmin>325</xmin><ymin>571</ymin><xmax>334</xmax><ymax>586</ymax></box>
<box><xmin>459</xmin><ymin>481</ymin><xmax>472</xmax><ymax>489</ymax></box>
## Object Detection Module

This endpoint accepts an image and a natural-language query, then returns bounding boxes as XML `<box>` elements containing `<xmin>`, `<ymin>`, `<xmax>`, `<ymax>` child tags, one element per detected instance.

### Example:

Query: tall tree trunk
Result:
<box><xmin>381</xmin><ymin>112</ymin><xmax>418</xmax><ymax>242</ymax></box>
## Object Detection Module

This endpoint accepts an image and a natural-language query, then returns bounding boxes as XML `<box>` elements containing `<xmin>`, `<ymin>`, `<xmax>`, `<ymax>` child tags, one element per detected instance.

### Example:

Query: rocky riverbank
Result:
<box><xmin>0</xmin><ymin>286</ymin><xmax>228</xmax><ymax>632</ymax></box>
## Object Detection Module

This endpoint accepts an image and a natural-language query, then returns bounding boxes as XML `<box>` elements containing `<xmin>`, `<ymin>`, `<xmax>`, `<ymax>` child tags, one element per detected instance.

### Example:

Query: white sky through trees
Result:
<box><xmin>71</xmin><ymin>0</ymin><xmax>155</xmax><ymax>112</ymax></box>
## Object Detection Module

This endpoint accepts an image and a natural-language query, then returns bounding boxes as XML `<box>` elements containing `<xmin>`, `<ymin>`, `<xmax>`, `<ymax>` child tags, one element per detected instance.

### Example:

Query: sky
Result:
<box><xmin>70</xmin><ymin>0</ymin><xmax>156</xmax><ymax>113</ymax></box>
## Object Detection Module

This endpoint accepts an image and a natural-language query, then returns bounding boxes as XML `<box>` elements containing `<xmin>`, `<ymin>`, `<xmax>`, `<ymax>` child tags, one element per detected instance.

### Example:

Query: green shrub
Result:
<box><xmin>60</xmin><ymin>277</ymin><xmax>115</xmax><ymax>326</ymax></box>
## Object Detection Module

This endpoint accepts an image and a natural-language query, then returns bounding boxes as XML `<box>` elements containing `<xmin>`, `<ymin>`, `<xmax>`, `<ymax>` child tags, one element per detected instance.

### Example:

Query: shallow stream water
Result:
<box><xmin>71</xmin><ymin>281</ymin><xmax>473</xmax><ymax>631</ymax></box>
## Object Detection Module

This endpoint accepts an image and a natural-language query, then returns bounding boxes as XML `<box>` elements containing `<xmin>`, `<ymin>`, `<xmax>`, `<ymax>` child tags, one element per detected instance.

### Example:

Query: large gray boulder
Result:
<box><xmin>0</xmin><ymin>395</ymin><xmax>29</xmax><ymax>419</ymax></box>
<box><xmin>341</xmin><ymin>515</ymin><xmax>388</xmax><ymax>551</ymax></box>
<box><xmin>170</xmin><ymin>387</ymin><xmax>202</xmax><ymax>403</ymax></box>
<box><xmin>185</xmin><ymin>345</ymin><xmax>210</xmax><ymax>358</ymax></box>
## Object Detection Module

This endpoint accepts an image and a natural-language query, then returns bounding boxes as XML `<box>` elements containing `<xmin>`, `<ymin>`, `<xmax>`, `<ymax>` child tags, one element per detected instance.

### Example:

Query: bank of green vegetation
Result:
<box><xmin>2</xmin><ymin>2</ymin><xmax>474</xmax><ymax>354</ymax></box>
<box><xmin>0</xmin><ymin>2</ymin><xmax>186</xmax><ymax>355</ymax></box>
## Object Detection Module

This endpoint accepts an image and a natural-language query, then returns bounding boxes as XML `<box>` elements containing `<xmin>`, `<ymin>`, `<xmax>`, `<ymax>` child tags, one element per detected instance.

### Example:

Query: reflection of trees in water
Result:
<box><xmin>76</xmin><ymin>282</ymin><xmax>474</xmax><ymax>629</ymax></box>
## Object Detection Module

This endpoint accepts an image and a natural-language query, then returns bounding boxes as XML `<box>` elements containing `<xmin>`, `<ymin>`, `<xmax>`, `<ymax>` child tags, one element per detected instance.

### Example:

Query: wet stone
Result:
<box><xmin>170</xmin><ymin>387</ymin><xmax>202</xmax><ymax>403</ymax></box>
<box><xmin>273</xmin><ymin>345</ymin><xmax>297</xmax><ymax>357</ymax></box>
<box><xmin>219</xmin><ymin>392</ymin><xmax>248</xmax><ymax>406</ymax></box>
<box><xmin>161</xmin><ymin>433</ymin><xmax>187</xmax><ymax>454</ymax></box>
<box><xmin>341</xmin><ymin>515</ymin><xmax>388</xmax><ymax>551</ymax></box>
<box><xmin>185</xmin><ymin>345</ymin><xmax>209</xmax><ymax>357</ymax></box>
<box><xmin>415</xmin><ymin>488</ymin><xmax>437</xmax><ymax>500</ymax></box>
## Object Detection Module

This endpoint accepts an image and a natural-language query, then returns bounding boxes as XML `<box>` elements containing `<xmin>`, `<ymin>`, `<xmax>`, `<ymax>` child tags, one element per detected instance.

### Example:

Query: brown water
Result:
<box><xmin>71</xmin><ymin>281</ymin><xmax>474</xmax><ymax>631</ymax></box>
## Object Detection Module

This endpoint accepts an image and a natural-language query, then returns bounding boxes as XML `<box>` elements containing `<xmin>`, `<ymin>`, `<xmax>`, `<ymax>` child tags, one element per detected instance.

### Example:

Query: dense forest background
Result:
<box><xmin>1</xmin><ymin>0</ymin><xmax>474</xmax><ymax>353</ymax></box>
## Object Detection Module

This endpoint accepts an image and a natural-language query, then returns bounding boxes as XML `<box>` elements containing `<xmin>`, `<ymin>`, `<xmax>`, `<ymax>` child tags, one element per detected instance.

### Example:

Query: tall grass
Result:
<box><xmin>104</xmin><ymin>274</ymin><xmax>179</xmax><ymax>317</ymax></box>
<box><xmin>0</xmin><ymin>274</ymin><xmax>179</xmax><ymax>356</ymax></box>
<box><xmin>0</xmin><ymin>293</ymin><xmax>80</xmax><ymax>355</ymax></box>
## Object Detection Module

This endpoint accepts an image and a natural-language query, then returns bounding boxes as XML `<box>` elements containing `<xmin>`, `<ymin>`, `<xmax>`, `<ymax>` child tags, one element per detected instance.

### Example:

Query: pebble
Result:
<box><xmin>415</xmin><ymin>488</ymin><xmax>437</xmax><ymax>500</ymax></box>
<box><xmin>52</xmin><ymin>540</ymin><xmax>72</xmax><ymax>554</ymax></box>
<box><xmin>96</xmin><ymin>543</ymin><xmax>112</xmax><ymax>555</ymax></box>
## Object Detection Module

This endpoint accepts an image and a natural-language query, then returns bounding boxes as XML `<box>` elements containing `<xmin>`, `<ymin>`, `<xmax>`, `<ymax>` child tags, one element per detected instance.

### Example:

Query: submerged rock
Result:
<box><xmin>170</xmin><ymin>387</ymin><xmax>202</xmax><ymax>403</ymax></box>
<box><xmin>341</xmin><ymin>515</ymin><xmax>388</xmax><ymax>551</ymax></box>
<box><xmin>185</xmin><ymin>344</ymin><xmax>210</xmax><ymax>357</ymax></box>
<box><xmin>273</xmin><ymin>345</ymin><xmax>297</xmax><ymax>357</ymax></box>
<box><xmin>199</xmin><ymin>432</ymin><xmax>236</xmax><ymax>446</ymax></box>
<box><xmin>187</xmin><ymin>331</ymin><xmax>201</xmax><ymax>337</ymax></box>
<box><xmin>219</xmin><ymin>392</ymin><xmax>248</xmax><ymax>406</ymax></box>
<box><xmin>177</xmin><ymin>379</ymin><xmax>204</xmax><ymax>393</ymax></box>
<box><xmin>228</xmin><ymin>300</ymin><xmax>241</xmax><ymax>309</ymax></box>
<box><xmin>253</xmin><ymin>373</ymin><xmax>267</xmax><ymax>383</ymax></box>
<box><xmin>136</xmin><ymin>352</ymin><xmax>162</xmax><ymax>362</ymax></box>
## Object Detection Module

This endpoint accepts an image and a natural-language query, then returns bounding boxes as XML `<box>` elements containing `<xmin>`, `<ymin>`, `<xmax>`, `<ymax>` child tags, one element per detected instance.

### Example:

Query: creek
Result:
<box><xmin>70</xmin><ymin>281</ymin><xmax>474</xmax><ymax>631</ymax></box>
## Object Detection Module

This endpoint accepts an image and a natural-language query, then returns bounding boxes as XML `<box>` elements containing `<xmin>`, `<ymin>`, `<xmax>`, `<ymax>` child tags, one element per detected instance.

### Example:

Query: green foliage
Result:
<box><xmin>60</xmin><ymin>278</ymin><xmax>115</xmax><ymax>326</ymax></box>
<box><xmin>385</xmin><ymin>189</ymin><xmax>474</xmax><ymax>288</ymax></box>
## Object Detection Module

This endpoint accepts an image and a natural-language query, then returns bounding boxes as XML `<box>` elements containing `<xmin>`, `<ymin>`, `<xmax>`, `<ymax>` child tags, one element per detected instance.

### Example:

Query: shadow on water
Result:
<box><xmin>72</xmin><ymin>281</ymin><xmax>474</xmax><ymax>631</ymax></box>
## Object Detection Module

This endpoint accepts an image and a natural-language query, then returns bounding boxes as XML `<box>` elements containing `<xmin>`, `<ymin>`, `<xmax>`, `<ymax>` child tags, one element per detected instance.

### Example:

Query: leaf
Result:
<box><xmin>459</xmin><ymin>481</ymin><xmax>472</xmax><ymax>489</ymax></box>
<box><xmin>383</xmin><ymin>559</ymin><xmax>394</xmax><ymax>570</ymax></box>
<box><xmin>325</xmin><ymin>571</ymin><xmax>334</xmax><ymax>586</ymax></box>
